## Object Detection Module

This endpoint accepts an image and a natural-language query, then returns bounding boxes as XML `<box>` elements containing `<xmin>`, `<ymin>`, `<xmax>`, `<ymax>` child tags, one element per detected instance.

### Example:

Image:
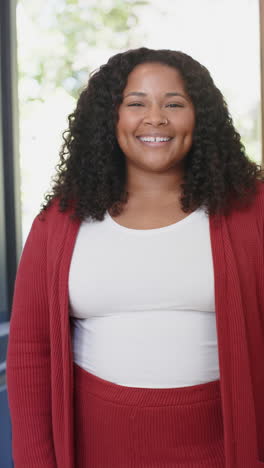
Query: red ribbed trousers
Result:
<box><xmin>73</xmin><ymin>362</ymin><xmax>225</xmax><ymax>467</ymax></box>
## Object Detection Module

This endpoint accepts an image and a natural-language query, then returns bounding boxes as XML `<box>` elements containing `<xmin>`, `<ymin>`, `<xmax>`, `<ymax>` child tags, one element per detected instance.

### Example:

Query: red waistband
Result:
<box><xmin>73</xmin><ymin>362</ymin><xmax>221</xmax><ymax>407</ymax></box>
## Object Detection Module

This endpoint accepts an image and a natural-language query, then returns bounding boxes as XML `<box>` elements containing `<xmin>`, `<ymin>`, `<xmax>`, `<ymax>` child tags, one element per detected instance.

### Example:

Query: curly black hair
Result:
<box><xmin>39</xmin><ymin>46</ymin><xmax>264</xmax><ymax>222</ymax></box>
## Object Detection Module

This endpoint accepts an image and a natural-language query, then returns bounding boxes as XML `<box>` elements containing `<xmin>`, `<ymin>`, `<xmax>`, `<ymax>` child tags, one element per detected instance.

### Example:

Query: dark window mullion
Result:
<box><xmin>0</xmin><ymin>0</ymin><xmax>22</xmax><ymax>322</ymax></box>
<box><xmin>0</xmin><ymin>66</ymin><xmax>8</xmax><ymax>322</ymax></box>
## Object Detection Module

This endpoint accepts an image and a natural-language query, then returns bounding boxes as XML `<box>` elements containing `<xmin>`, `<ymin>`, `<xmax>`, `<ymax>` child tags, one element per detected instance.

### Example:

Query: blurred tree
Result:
<box><xmin>17</xmin><ymin>0</ymin><xmax>149</xmax><ymax>100</ymax></box>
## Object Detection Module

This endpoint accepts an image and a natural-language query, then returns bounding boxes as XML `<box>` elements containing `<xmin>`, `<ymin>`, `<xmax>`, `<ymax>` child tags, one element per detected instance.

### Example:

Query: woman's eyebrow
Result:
<box><xmin>124</xmin><ymin>91</ymin><xmax>189</xmax><ymax>101</ymax></box>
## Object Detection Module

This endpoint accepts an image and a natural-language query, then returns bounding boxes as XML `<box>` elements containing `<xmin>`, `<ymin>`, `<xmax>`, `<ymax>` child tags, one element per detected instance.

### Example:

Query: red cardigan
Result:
<box><xmin>6</xmin><ymin>181</ymin><xmax>264</xmax><ymax>468</ymax></box>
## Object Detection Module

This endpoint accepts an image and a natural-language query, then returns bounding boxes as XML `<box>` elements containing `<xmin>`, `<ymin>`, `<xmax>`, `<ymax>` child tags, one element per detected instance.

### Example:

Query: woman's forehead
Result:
<box><xmin>123</xmin><ymin>63</ymin><xmax>189</xmax><ymax>99</ymax></box>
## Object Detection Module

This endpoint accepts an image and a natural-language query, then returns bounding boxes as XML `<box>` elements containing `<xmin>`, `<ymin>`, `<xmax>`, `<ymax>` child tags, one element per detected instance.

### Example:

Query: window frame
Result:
<box><xmin>0</xmin><ymin>0</ymin><xmax>22</xmax><ymax>325</ymax></box>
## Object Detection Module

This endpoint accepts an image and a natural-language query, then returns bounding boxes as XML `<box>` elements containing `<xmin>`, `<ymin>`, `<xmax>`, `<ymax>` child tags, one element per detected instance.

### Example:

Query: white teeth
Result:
<box><xmin>139</xmin><ymin>136</ymin><xmax>171</xmax><ymax>142</ymax></box>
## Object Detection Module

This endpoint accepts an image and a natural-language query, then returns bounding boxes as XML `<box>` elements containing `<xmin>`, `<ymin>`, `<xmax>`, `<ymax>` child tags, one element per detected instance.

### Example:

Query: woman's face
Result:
<box><xmin>116</xmin><ymin>62</ymin><xmax>195</xmax><ymax>173</ymax></box>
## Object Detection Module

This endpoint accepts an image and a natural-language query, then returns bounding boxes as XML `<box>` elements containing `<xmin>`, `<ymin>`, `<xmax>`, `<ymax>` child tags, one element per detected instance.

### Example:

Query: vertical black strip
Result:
<box><xmin>0</xmin><ymin>37</ymin><xmax>8</xmax><ymax>322</ymax></box>
<box><xmin>0</xmin><ymin>0</ymin><xmax>22</xmax><ymax>321</ymax></box>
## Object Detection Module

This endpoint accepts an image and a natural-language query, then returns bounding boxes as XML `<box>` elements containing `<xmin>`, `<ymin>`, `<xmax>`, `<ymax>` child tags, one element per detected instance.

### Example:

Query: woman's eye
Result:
<box><xmin>166</xmin><ymin>103</ymin><xmax>184</xmax><ymax>108</ymax></box>
<box><xmin>128</xmin><ymin>102</ymin><xmax>183</xmax><ymax>107</ymax></box>
<box><xmin>126</xmin><ymin>103</ymin><xmax>184</xmax><ymax>108</ymax></box>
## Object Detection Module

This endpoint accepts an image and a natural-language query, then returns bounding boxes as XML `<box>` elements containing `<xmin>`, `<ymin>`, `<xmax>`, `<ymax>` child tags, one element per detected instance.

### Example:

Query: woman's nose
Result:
<box><xmin>143</xmin><ymin>108</ymin><xmax>168</xmax><ymax>126</ymax></box>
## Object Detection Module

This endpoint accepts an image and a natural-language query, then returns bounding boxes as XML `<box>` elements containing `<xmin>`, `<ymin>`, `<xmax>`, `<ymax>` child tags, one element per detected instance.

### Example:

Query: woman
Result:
<box><xmin>6</xmin><ymin>47</ymin><xmax>264</xmax><ymax>468</ymax></box>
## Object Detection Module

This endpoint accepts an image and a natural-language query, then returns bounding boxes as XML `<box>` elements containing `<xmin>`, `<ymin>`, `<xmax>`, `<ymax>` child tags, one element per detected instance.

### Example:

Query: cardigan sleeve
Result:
<box><xmin>6</xmin><ymin>213</ymin><xmax>57</xmax><ymax>468</ymax></box>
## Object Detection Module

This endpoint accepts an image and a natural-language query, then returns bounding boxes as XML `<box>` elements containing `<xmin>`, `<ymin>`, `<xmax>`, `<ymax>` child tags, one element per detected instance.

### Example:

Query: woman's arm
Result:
<box><xmin>6</xmin><ymin>215</ymin><xmax>57</xmax><ymax>468</ymax></box>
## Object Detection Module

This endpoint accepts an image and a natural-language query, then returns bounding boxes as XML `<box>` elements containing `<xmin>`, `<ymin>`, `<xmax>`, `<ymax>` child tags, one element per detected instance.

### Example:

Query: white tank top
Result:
<box><xmin>69</xmin><ymin>206</ymin><xmax>220</xmax><ymax>388</ymax></box>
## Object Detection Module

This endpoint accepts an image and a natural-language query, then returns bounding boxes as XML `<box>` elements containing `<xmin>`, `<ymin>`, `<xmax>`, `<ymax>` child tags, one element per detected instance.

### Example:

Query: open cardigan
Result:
<box><xmin>6</xmin><ymin>181</ymin><xmax>264</xmax><ymax>468</ymax></box>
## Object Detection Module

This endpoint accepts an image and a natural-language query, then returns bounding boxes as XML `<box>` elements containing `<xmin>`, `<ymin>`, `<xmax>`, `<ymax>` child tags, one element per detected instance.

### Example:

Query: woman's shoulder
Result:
<box><xmin>240</xmin><ymin>179</ymin><xmax>264</xmax><ymax>225</ymax></box>
<box><xmin>253</xmin><ymin>179</ymin><xmax>264</xmax><ymax>208</ymax></box>
<box><xmin>27</xmin><ymin>197</ymin><xmax>77</xmax><ymax>244</ymax></box>
<box><xmin>226</xmin><ymin>179</ymin><xmax>264</xmax><ymax>225</ymax></box>
<box><xmin>36</xmin><ymin>196</ymin><xmax>75</xmax><ymax>223</ymax></box>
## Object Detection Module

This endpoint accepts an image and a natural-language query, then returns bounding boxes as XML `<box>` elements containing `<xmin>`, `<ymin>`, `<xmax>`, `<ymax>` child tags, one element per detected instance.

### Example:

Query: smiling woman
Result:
<box><xmin>6</xmin><ymin>47</ymin><xmax>264</xmax><ymax>468</ymax></box>
<box><xmin>113</xmin><ymin>62</ymin><xmax>197</xmax><ymax>226</ymax></box>
<box><xmin>38</xmin><ymin>47</ymin><xmax>263</xmax><ymax>222</ymax></box>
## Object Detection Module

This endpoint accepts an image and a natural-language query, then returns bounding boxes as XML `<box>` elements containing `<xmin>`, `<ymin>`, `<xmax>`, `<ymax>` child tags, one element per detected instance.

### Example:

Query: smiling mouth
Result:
<box><xmin>136</xmin><ymin>136</ymin><xmax>174</xmax><ymax>147</ymax></box>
